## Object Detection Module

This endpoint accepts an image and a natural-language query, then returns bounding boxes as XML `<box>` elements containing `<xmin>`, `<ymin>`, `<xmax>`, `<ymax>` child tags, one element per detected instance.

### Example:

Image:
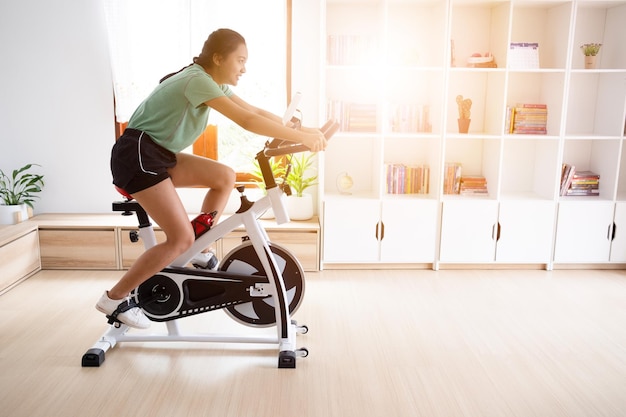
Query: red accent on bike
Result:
<box><xmin>115</xmin><ymin>186</ymin><xmax>133</xmax><ymax>200</ymax></box>
<box><xmin>191</xmin><ymin>212</ymin><xmax>215</xmax><ymax>238</ymax></box>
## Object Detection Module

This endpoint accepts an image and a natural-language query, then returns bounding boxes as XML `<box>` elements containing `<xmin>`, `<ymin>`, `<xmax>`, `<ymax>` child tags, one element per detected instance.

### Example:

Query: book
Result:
<box><xmin>560</xmin><ymin>166</ymin><xmax>600</xmax><ymax>196</ymax></box>
<box><xmin>385</xmin><ymin>164</ymin><xmax>430</xmax><ymax>195</ymax></box>
<box><xmin>508</xmin><ymin>103</ymin><xmax>548</xmax><ymax>135</ymax></box>
<box><xmin>459</xmin><ymin>175</ymin><xmax>488</xmax><ymax>196</ymax></box>
<box><xmin>443</xmin><ymin>162</ymin><xmax>462</xmax><ymax>195</ymax></box>
<box><xmin>559</xmin><ymin>164</ymin><xmax>575</xmax><ymax>196</ymax></box>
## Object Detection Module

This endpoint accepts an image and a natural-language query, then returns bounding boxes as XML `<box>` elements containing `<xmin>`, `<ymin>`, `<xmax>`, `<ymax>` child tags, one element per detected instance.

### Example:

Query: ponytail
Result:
<box><xmin>159</xmin><ymin>64</ymin><xmax>193</xmax><ymax>84</ymax></box>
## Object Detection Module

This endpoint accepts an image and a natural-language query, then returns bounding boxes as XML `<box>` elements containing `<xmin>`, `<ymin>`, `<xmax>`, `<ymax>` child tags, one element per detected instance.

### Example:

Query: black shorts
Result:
<box><xmin>111</xmin><ymin>129</ymin><xmax>177</xmax><ymax>194</ymax></box>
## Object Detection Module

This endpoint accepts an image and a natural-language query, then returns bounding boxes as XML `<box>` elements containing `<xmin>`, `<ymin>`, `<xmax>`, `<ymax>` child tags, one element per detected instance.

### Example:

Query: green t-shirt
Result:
<box><xmin>128</xmin><ymin>64</ymin><xmax>233</xmax><ymax>153</ymax></box>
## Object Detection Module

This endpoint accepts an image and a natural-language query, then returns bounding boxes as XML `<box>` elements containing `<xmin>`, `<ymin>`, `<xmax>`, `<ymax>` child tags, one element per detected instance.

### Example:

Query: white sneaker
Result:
<box><xmin>95</xmin><ymin>292</ymin><xmax>151</xmax><ymax>329</ymax></box>
<box><xmin>191</xmin><ymin>251</ymin><xmax>218</xmax><ymax>270</ymax></box>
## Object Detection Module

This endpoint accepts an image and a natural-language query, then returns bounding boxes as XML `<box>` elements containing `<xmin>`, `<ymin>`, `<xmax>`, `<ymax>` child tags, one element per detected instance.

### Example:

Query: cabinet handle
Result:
<box><xmin>610</xmin><ymin>222</ymin><xmax>617</xmax><ymax>241</ymax></box>
<box><xmin>492</xmin><ymin>223</ymin><xmax>501</xmax><ymax>241</ymax></box>
<box><xmin>375</xmin><ymin>222</ymin><xmax>379</xmax><ymax>241</ymax></box>
<box><xmin>380</xmin><ymin>221</ymin><xmax>385</xmax><ymax>241</ymax></box>
<box><xmin>611</xmin><ymin>222</ymin><xmax>617</xmax><ymax>241</ymax></box>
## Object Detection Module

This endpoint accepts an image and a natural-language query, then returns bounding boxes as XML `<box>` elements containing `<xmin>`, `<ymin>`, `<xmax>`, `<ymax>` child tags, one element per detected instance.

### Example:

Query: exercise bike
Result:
<box><xmin>82</xmin><ymin>101</ymin><xmax>338</xmax><ymax>369</ymax></box>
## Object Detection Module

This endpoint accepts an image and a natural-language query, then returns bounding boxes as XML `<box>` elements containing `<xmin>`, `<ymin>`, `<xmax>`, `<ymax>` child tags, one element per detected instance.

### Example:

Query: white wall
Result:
<box><xmin>0</xmin><ymin>0</ymin><xmax>119</xmax><ymax>214</ymax></box>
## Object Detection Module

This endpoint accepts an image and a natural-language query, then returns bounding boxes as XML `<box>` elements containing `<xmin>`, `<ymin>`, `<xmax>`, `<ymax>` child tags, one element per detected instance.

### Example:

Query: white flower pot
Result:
<box><xmin>0</xmin><ymin>204</ymin><xmax>28</xmax><ymax>225</ymax></box>
<box><xmin>285</xmin><ymin>194</ymin><xmax>314</xmax><ymax>221</ymax></box>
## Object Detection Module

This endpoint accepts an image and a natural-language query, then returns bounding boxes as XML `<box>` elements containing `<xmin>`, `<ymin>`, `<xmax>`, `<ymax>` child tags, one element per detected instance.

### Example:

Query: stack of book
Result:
<box><xmin>327</xmin><ymin>35</ymin><xmax>378</xmax><ymax>65</ymax></box>
<box><xmin>327</xmin><ymin>100</ymin><xmax>377</xmax><ymax>132</ymax></box>
<box><xmin>443</xmin><ymin>162</ymin><xmax>462</xmax><ymax>194</ymax></box>
<box><xmin>459</xmin><ymin>175</ymin><xmax>488</xmax><ymax>196</ymax></box>
<box><xmin>389</xmin><ymin>104</ymin><xmax>432</xmax><ymax>133</ymax></box>
<box><xmin>560</xmin><ymin>164</ymin><xmax>600</xmax><ymax>196</ymax></box>
<box><xmin>506</xmin><ymin>103</ymin><xmax>548</xmax><ymax>134</ymax></box>
<box><xmin>385</xmin><ymin>164</ymin><xmax>430</xmax><ymax>195</ymax></box>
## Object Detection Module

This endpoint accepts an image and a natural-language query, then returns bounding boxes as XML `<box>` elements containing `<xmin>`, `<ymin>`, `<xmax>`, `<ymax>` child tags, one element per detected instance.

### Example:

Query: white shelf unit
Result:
<box><xmin>297</xmin><ymin>0</ymin><xmax>626</xmax><ymax>269</ymax></box>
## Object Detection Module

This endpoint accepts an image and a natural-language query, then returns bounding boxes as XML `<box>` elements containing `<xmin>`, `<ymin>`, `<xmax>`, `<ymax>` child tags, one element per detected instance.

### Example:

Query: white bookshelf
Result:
<box><xmin>291</xmin><ymin>0</ymin><xmax>626</xmax><ymax>268</ymax></box>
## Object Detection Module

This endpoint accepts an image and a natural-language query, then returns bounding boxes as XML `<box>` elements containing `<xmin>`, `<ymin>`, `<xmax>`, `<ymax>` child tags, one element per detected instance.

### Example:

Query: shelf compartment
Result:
<box><xmin>385</xmin><ymin>69</ymin><xmax>444</xmax><ymax>134</ymax></box>
<box><xmin>565</xmin><ymin>72</ymin><xmax>626</xmax><ymax>137</ymax></box>
<box><xmin>450</xmin><ymin>1</ymin><xmax>511</xmax><ymax>70</ymax></box>
<box><xmin>323</xmin><ymin>134</ymin><xmax>382</xmax><ymax>198</ymax></box>
<box><xmin>500</xmin><ymin>137</ymin><xmax>559</xmax><ymax>200</ymax></box>
<box><xmin>443</xmin><ymin>137</ymin><xmax>501</xmax><ymax>198</ymax></box>
<box><xmin>573</xmin><ymin>2</ymin><xmax>626</xmax><ymax>70</ymax></box>
<box><xmin>447</xmin><ymin>70</ymin><xmax>507</xmax><ymax>135</ymax></box>
<box><xmin>386</xmin><ymin>0</ymin><xmax>448</xmax><ymax>67</ymax></box>
<box><xmin>506</xmin><ymin>71</ymin><xmax>565</xmax><ymax>136</ymax></box>
<box><xmin>326</xmin><ymin>2</ymin><xmax>383</xmax><ymax>66</ymax></box>
<box><xmin>562</xmin><ymin>138</ymin><xmax>620</xmax><ymax>200</ymax></box>
<box><xmin>510</xmin><ymin>1</ymin><xmax>573</xmax><ymax>70</ymax></box>
<box><xmin>383</xmin><ymin>136</ymin><xmax>441</xmax><ymax>198</ymax></box>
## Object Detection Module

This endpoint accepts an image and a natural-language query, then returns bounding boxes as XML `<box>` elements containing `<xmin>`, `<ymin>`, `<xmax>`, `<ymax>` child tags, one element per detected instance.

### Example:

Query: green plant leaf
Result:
<box><xmin>0</xmin><ymin>164</ymin><xmax>44</xmax><ymax>207</ymax></box>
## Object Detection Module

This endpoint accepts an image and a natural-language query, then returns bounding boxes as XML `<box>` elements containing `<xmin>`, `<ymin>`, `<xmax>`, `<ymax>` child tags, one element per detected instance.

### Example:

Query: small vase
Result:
<box><xmin>584</xmin><ymin>55</ymin><xmax>596</xmax><ymax>69</ymax></box>
<box><xmin>458</xmin><ymin>118</ymin><xmax>470</xmax><ymax>134</ymax></box>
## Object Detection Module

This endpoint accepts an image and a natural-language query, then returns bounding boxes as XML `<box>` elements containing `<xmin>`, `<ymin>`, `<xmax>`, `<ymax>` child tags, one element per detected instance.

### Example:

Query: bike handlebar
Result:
<box><xmin>263</xmin><ymin>119</ymin><xmax>340</xmax><ymax>157</ymax></box>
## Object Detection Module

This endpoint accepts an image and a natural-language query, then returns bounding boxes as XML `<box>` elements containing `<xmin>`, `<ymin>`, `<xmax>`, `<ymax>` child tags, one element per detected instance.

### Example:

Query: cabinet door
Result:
<box><xmin>120</xmin><ymin>228</ymin><xmax>167</xmax><ymax>268</ymax></box>
<box><xmin>554</xmin><ymin>202</ymin><xmax>614</xmax><ymax>263</ymax></box>
<box><xmin>323</xmin><ymin>199</ymin><xmax>380</xmax><ymax>263</ymax></box>
<box><xmin>610</xmin><ymin>202</ymin><xmax>626</xmax><ymax>262</ymax></box>
<box><xmin>439</xmin><ymin>200</ymin><xmax>499</xmax><ymax>263</ymax></box>
<box><xmin>39</xmin><ymin>229</ymin><xmax>117</xmax><ymax>269</ymax></box>
<box><xmin>496</xmin><ymin>201</ymin><xmax>556</xmax><ymax>263</ymax></box>
<box><xmin>0</xmin><ymin>229</ymin><xmax>40</xmax><ymax>293</ymax></box>
<box><xmin>380</xmin><ymin>199</ymin><xmax>438</xmax><ymax>263</ymax></box>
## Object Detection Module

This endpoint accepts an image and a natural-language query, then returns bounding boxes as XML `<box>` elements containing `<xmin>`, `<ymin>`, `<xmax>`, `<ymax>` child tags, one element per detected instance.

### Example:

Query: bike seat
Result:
<box><xmin>115</xmin><ymin>186</ymin><xmax>133</xmax><ymax>201</ymax></box>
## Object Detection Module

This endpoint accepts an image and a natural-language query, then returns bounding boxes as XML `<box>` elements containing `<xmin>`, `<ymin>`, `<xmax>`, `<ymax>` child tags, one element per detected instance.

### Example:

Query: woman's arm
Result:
<box><xmin>229</xmin><ymin>94</ymin><xmax>284</xmax><ymax>124</ymax></box>
<box><xmin>206</xmin><ymin>95</ymin><xmax>327</xmax><ymax>152</ymax></box>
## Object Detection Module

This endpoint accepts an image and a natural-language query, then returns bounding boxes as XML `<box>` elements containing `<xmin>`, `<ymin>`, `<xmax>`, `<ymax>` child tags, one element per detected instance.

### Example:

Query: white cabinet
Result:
<box><xmin>322</xmin><ymin>198</ymin><xmax>380</xmax><ymax>263</ymax></box>
<box><xmin>323</xmin><ymin>198</ymin><xmax>438</xmax><ymax>264</ymax></box>
<box><xmin>380</xmin><ymin>199</ymin><xmax>438</xmax><ymax>263</ymax></box>
<box><xmin>439</xmin><ymin>200</ymin><xmax>499</xmax><ymax>263</ymax></box>
<box><xmin>440</xmin><ymin>200</ymin><xmax>556</xmax><ymax>264</ymax></box>
<box><xmin>496</xmin><ymin>201</ymin><xmax>556</xmax><ymax>263</ymax></box>
<box><xmin>554</xmin><ymin>201</ymin><xmax>615</xmax><ymax>263</ymax></box>
<box><xmin>302</xmin><ymin>0</ymin><xmax>626</xmax><ymax>269</ymax></box>
<box><xmin>555</xmin><ymin>201</ymin><xmax>626</xmax><ymax>263</ymax></box>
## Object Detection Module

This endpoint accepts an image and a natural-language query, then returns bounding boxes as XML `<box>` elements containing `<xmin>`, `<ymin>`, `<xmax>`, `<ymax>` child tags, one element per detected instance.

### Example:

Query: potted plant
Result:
<box><xmin>580</xmin><ymin>43</ymin><xmax>602</xmax><ymax>69</ymax></box>
<box><xmin>0</xmin><ymin>164</ymin><xmax>45</xmax><ymax>224</ymax></box>
<box><xmin>456</xmin><ymin>95</ymin><xmax>472</xmax><ymax>133</ymax></box>
<box><xmin>284</xmin><ymin>152</ymin><xmax>318</xmax><ymax>220</ymax></box>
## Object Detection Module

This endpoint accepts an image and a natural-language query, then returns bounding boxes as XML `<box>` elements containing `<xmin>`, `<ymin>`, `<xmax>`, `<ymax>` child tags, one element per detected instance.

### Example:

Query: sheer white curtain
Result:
<box><xmin>104</xmin><ymin>0</ymin><xmax>191</xmax><ymax>122</ymax></box>
<box><xmin>104</xmin><ymin>0</ymin><xmax>286</xmax><ymax>170</ymax></box>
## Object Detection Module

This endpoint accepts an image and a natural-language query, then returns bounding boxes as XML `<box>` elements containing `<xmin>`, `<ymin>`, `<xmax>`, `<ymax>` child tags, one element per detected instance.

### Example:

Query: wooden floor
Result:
<box><xmin>1</xmin><ymin>268</ymin><xmax>626</xmax><ymax>417</ymax></box>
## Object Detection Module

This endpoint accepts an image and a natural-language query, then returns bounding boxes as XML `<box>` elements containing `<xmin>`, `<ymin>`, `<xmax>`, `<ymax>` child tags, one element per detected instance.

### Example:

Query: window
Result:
<box><xmin>104</xmin><ymin>0</ymin><xmax>287</xmax><ymax>175</ymax></box>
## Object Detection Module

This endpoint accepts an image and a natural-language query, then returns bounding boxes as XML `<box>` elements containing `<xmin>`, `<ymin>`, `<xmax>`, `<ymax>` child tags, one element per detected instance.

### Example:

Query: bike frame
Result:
<box><xmin>84</xmin><ymin>144</ymin><xmax>306</xmax><ymax>368</ymax></box>
<box><xmin>82</xmin><ymin>114</ymin><xmax>338</xmax><ymax>368</ymax></box>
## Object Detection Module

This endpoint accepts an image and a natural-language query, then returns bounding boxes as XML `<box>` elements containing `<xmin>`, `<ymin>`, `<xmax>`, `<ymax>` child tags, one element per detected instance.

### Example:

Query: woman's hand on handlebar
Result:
<box><xmin>300</xmin><ymin>128</ymin><xmax>327</xmax><ymax>152</ymax></box>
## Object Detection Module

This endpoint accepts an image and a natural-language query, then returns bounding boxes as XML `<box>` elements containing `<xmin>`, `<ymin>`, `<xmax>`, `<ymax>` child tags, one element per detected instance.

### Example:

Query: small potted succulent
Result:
<box><xmin>580</xmin><ymin>43</ymin><xmax>602</xmax><ymax>69</ymax></box>
<box><xmin>456</xmin><ymin>95</ymin><xmax>472</xmax><ymax>133</ymax></box>
<box><xmin>0</xmin><ymin>164</ymin><xmax>45</xmax><ymax>224</ymax></box>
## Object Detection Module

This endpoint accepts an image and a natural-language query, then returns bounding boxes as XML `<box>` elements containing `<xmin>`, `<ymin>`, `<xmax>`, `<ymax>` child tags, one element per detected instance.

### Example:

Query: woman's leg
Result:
<box><xmin>168</xmin><ymin>153</ymin><xmax>236</xmax><ymax>224</ymax></box>
<box><xmin>108</xmin><ymin>178</ymin><xmax>195</xmax><ymax>299</ymax></box>
<box><xmin>108</xmin><ymin>154</ymin><xmax>235</xmax><ymax>297</ymax></box>
<box><xmin>99</xmin><ymin>154</ymin><xmax>235</xmax><ymax>327</ymax></box>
